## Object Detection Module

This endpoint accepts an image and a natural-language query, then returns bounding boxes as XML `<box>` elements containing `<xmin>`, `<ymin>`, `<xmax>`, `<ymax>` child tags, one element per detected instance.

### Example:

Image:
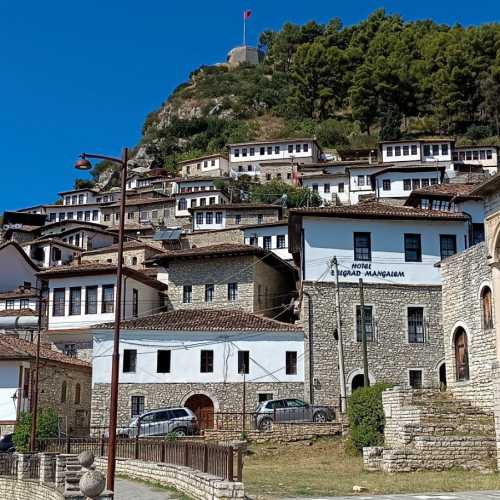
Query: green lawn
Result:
<box><xmin>243</xmin><ymin>437</ymin><xmax>500</xmax><ymax>498</ymax></box>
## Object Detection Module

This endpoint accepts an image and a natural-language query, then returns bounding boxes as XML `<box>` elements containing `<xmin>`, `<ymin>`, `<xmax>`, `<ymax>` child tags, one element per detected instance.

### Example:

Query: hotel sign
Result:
<box><xmin>332</xmin><ymin>262</ymin><xmax>406</xmax><ymax>279</ymax></box>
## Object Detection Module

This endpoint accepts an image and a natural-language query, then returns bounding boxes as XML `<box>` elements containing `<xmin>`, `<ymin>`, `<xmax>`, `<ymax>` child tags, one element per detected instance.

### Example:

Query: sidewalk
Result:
<box><xmin>114</xmin><ymin>478</ymin><xmax>181</xmax><ymax>499</ymax></box>
<box><xmin>281</xmin><ymin>492</ymin><xmax>500</xmax><ymax>500</ymax></box>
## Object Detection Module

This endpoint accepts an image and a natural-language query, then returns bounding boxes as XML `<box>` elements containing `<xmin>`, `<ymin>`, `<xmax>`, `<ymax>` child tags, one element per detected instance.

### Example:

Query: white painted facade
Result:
<box><xmin>92</xmin><ymin>329</ymin><xmax>304</xmax><ymax>385</ymax></box>
<box><xmin>22</xmin><ymin>241</ymin><xmax>79</xmax><ymax>268</ymax></box>
<box><xmin>46</xmin><ymin>204</ymin><xmax>102</xmax><ymax>224</ymax></box>
<box><xmin>380</xmin><ymin>140</ymin><xmax>453</xmax><ymax>164</ymax></box>
<box><xmin>243</xmin><ymin>224</ymin><xmax>291</xmax><ymax>261</ymax></box>
<box><xmin>373</xmin><ymin>170</ymin><xmax>442</xmax><ymax>199</ymax></box>
<box><xmin>0</xmin><ymin>297</ymin><xmax>37</xmax><ymax>312</ymax></box>
<box><xmin>228</xmin><ymin>139</ymin><xmax>319</xmax><ymax>164</ymax></box>
<box><xmin>302</xmin><ymin>216</ymin><xmax>467</xmax><ymax>286</ymax></box>
<box><xmin>453</xmin><ymin>146</ymin><xmax>498</xmax><ymax>174</ymax></box>
<box><xmin>301</xmin><ymin>174</ymin><xmax>350</xmax><ymax>205</ymax></box>
<box><xmin>348</xmin><ymin>166</ymin><xmax>383</xmax><ymax>204</ymax></box>
<box><xmin>179</xmin><ymin>155</ymin><xmax>229</xmax><ymax>178</ymax></box>
<box><xmin>0</xmin><ymin>243</ymin><xmax>38</xmax><ymax>292</ymax></box>
<box><xmin>192</xmin><ymin>209</ymin><xmax>227</xmax><ymax>230</ymax></box>
<box><xmin>0</xmin><ymin>361</ymin><xmax>29</xmax><ymax>423</ymax></box>
<box><xmin>45</xmin><ymin>274</ymin><xmax>163</xmax><ymax>330</ymax></box>
<box><xmin>175</xmin><ymin>192</ymin><xmax>227</xmax><ymax>218</ymax></box>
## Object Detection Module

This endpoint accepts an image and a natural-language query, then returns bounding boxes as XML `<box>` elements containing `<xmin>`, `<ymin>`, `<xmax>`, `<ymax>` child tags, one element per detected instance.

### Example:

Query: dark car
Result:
<box><xmin>0</xmin><ymin>433</ymin><xmax>15</xmax><ymax>452</ymax></box>
<box><xmin>255</xmin><ymin>398</ymin><xmax>335</xmax><ymax>430</ymax></box>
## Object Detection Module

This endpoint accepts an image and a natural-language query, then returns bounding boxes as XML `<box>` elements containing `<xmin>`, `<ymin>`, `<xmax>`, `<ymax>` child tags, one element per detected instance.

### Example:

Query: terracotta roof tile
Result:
<box><xmin>290</xmin><ymin>201</ymin><xmax>469</xmax><ymax>221</ymax></box>
<box><xmin>0</xmin><ymin>308</ymin><xmax>37</xmax><ymax>317</ymax></box>
<box><xmin>82</xmin><ymin>240</ymin><xmax>163</xmax><ymax>256</ymax></box>
<box><xmin>92</xmin><ymin>309</ymin><xmax>302</xmax><ymax>332</ymax></box>
<box><xmin>0</xmin><ymin>289</ymin><xmax>37</xmax><ymax>300</ymax></box>
<box><xmin>0</xmin><ymin>336</ymin><xmax>91</xmax><ymax>368</ymax></box>
<box><xmin>409</xmin><ymin>183</ymin><xmax>483</xmax><ymax>199</ymax></box>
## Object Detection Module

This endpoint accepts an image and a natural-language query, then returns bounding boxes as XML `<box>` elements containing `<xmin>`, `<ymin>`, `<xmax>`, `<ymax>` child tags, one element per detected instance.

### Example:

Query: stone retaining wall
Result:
<box><xmin>204</xmin><ymin>422</ymin><xmax>342</xmax><ymax>444</ymax></box>
<box><xmin>0</xmin><ymin>477</ymin><xmax>63</xmax><ymax>500</ymax></box>
<box><xmin>94</xmin><ymin>457</ymin><xmax>244</xmax><ymax>500</ymax></box>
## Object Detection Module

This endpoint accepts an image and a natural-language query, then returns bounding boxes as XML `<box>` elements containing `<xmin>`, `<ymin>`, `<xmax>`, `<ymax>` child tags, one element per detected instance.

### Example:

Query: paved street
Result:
<box><xmin>281</xmin><ymin>492</ymin><xmax>500</xmax><ymax>500</ymax></box>
<box><xmin>114</xmin><ymin>478</ymin><xmax>181</xmax><ymax>499</ymax></box>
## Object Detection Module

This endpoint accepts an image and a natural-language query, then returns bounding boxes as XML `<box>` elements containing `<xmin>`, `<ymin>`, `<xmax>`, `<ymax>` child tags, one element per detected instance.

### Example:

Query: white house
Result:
<box><xmin>22</xmin><ymin>238</ymin><xmax>82</xmax><ymax>268</ymax></box>
<box><xmin>288</xmin><ymin>202</ymin><xmax>469</xmax><ymax>405</ymax></box>
<box><xmin>300</xmin><ymin>163</ymin><xmax>351</xmax><ymax>206</ymax></box>
<box><xmin>90</xmin><ymin>308</ymin><xmax>304</xmax><ymax>427</ymax></box>
<box><xmin>453</xmin><ymin>146</ymin><xmax>498</xmax><ymax>175</ymax></box>
<box><xmin>348</xmin><ymin>165</ymin><xmax>385</xmax><ymax>204</ymax></box>
<box><xmin>37</xmin><ymin>263</ymin><xmax>168</xmax><ymax>360</ymax></box>
<box><xmin>178</xmin><ymin>154</ymin><xmax>229</xmax><ymax>178</ymax></box>
<box><xmin>380</xmin><ymin>139</ymin><xmax>454</xmax><ymax>165</ymax></box>
<box><xmin>242</xmin><ymin>222</ymin><xmax>292</xmax><ymax>261</ymax></box>
<box><xmin>0</xmin><ymin>242</ymin><xmax>39</xmax><ymax>293</ymax></box>
<box><xmin>371</xmin><ymin>166</ymin><xmax>444</xmax><ymax>200</ymax></box>
<box><xmin>0</xmin><ymin>287</ymin><xmax>38</xmax><ymax>313</ymax></box>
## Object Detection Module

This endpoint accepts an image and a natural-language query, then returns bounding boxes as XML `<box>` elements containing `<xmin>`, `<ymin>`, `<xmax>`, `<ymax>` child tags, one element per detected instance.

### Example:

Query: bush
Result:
<box><xmin>347</xmin><ymin>382</ymin><xmax>391</xmax><ymax>452</ymax></box>
<box><xmin>465</xmin><ymin>124</ymin><xmax>492</xmax><ymax>141</ymax></box>
<box><xmin>13</xmin><ymin>408</ymin><xmax>60</xmax><ymax>452</ymax></box>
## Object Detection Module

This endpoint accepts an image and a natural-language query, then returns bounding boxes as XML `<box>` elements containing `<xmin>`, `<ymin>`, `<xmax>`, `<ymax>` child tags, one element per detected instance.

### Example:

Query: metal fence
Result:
<box><xmin>0</xmin><ymin>453</ymin><xmax>17</xmax><ymax>477</ymax></box>
<box><xmin>38</xmin><ymin>437</ymin><xmax>242</xmax><ymax>482</ymax></box>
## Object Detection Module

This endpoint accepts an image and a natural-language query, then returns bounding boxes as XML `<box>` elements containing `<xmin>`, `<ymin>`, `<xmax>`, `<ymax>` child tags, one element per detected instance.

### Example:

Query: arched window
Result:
<box><xmin>454</xmin><ymin>328</ymin><xmax>469</xmax><ymax>382</ymax></box>
<box><xmin>61</xmin><ymin>381</ymin><xmax>67</xmax><ymax>403</ymax></box>
<box><xmin>132</xmin><ymin>257</ymin><xmax>138</xmax><ymax>266</ymax></box>
<box><xmin>481</xmin><ymin>286</ymin><xmax>493</xmax><ymax>330</ymax></box>
<box><xmin>75</xmin><ymin>383</ymin><xmax>81</xmax><ymax>405</ymax></box>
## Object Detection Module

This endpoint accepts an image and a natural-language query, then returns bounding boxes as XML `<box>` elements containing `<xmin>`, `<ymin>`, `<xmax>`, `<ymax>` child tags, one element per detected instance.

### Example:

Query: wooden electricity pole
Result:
<box><xmin>358</xmin><ymin>278</ymin><xmax>370</xmax><ymax>387</ymax></box>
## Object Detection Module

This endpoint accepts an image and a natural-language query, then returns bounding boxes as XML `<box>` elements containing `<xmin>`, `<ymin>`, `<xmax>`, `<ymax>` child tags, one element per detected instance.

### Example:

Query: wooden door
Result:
<box><xmin>454</xmin><ymin>329</ymin><xmax>469</xmax><ymax>381</ymax></box>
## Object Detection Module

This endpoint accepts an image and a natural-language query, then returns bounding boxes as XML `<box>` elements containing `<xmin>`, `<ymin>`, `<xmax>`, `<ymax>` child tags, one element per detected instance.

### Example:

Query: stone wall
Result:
<box><xmin>91</xmin><ymin>381</ymin><xmax>304</xmax><ymax>428</ymax></box>
<box><xmin>440</xmin><ymin>242</ymin><xmax>497</xmax><ymax>410</ymax></box>
<box><xmin>38</xmin><ymin>362</ymin><xmax>92</xmax><ymax>435</ymax></box>
<box><xmin>0</xmin><ymin>478</ymin><xmax>63</xmax><ymax>500</ymax></box>
<box><xmin>94</xmin><ymin>457</ymin><xmax>244</xmax><ymax>500</ymax></box>
<box><xmin>204</xmin><ymin>422</ymin><xmax>341</xmax><ymax>444</ymax></box>
<box><xmin>364</xmin><ymin>386</ymin><xmax>497</xmax><ymax>472</ymax></box>
<box><xmin>301</xmin><ymin>281</ymin><xmax>444</xmax><ymax>406</ymax></box>
<box><xmin>225</xmin><ymin>209</ymin><xmax>280</xmax><ymax>229</ymax></box>
<box><xmin>188</xmin><ymin>228</ymin><xmax>244</xmax><ymax>248</ymax></box>
<box><xmin>82</xmin><ymin>246</ymin><xmax>160</xmax><ymax>269</ymax></box>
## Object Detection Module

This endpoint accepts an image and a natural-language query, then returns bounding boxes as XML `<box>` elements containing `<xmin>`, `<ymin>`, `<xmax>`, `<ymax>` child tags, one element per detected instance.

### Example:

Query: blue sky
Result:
<box><xmin>1</xmin><ymin>0</ymin><xmax>500</xmax><ymax>212</ymax></box>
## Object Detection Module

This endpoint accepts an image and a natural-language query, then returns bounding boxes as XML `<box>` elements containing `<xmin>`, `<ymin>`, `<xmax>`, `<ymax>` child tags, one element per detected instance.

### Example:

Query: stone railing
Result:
<box><xmin>94</xmin><ymin>456</ymin><xmax>244</xmax><ymax>500</ymax></box>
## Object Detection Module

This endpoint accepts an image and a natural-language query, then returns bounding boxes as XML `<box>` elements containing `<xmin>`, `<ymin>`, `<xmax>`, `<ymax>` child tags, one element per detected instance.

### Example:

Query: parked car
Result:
<box><xmin>255</xmin><ymin>398</ymin><xmax>335</xmax><ymax>431</ymax></box>
<box><xmin>118</xmin><ymin>407</ymin><xmax>199</xmax><ymax>438</ymax></box>
<box><xmin>0</xmin><ymin>433</ymin><xmax>15</xmax><ymax>452</ymax></box>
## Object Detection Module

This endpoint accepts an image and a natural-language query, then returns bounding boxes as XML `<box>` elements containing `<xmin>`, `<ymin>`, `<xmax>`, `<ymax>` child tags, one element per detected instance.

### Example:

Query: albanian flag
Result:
<box><xmin>244</xmin><ymin>10</ymin><xmax>252</xmax><ymax>19</ymax></box>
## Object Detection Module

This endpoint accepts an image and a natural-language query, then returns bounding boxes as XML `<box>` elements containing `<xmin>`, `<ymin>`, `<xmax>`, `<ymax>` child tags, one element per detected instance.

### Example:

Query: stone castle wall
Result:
<box><xmin>441</xmin><ymin>242</ymin><xmax>497</xmax><ymax>410</ymax></box>
<box><xmin>301</xmin><ymin>281</ymin><xmax>444</xmax><ymax>406</ymax></box>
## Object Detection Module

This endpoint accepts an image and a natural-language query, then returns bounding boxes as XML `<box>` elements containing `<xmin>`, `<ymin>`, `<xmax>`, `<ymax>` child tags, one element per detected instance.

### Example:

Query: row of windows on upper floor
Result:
<box><xmin>386</xmin><ymin>143</ymin><xmax>449</xmax><ymax>158</ymax></box>
<box><xmin>233</xmin><ymin>143</ymin><xmax>310</xmax><ymax>158</ymax></box>
<box><xmin>121</xmin><ymin>348</ymin><xmax>298</xmax><ymax>376</ymax></box>
<box><xmin>247</xmin><ymin>235</ymin><xmax>287</xmax><ymax>250</ymax></box>
<box><xmin>64</xmin><ymin>194</ymin><xmax>115</xmax><ymax>205</ymax></box>
<box><xmin>352</xmin><ymin>231</ymin><xmax>458</xmax><ymax>263</ymax></box>
<box><xmin>48</xmin><ymin>210</ymin><xmax>99</xmax><ymax>223</ymax></box>
<box><xmin>103</xmin><ymin>208</ymin><xmax>171</xmax><ymax>222</ymax></box>
<box><xmin>453</xmin><ymin>149</ymin><xmax>494</xmax><ymax>161</ymax></box>
<box><xmin>185</xmin><ymin>159</ymin><xmax>218</xmax><ymax>173</ymax></box>
<box><xmin>194</xmin><ymin>212</ymin><xmax>265</xmax><ymax>225</ymax></box>
<box><xmin>233</xmin><ymin>168</ymin><xmax>293</xmax><ymax>182</ymax></box>
<box><xmin>182</xmin><ymin>283</ymin><xmax>238</xmax><ymax>303</ymax></box>
<box><xmin>178</xmin><ymin>196</ymin><xmax>219</xmax><ymax>210</ymax></box>
<box><xmin>178</xmin><ymin>185</ymin><xmax>216</xmax><ymax>193</ymax></box>
<box><xmin>52</xmin><ymin>284</ymin><xmax>116</xmax><ymax>316</ymax></box>
<box><xmin>3</xmin><ymin>298</ymin><xmax>33</xmax><ymax>309</ymax></box>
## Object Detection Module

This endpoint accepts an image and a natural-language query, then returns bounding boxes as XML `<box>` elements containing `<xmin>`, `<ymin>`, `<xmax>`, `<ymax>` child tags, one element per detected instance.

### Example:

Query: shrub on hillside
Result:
<box><xmin>347</xmin><ymin>382</ymin><xmax>391</xmax><ymax>452</ymax></box>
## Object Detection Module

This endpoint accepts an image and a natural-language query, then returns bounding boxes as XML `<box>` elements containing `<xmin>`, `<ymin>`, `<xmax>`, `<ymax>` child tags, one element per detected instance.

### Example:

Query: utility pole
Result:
<box><xmin>30</xmin><ymin>286</ymin><xmax>44</xmax><ymax>452</ymax></box>
<box><xmin>332</xmin><ymin>257</ymin><xmax>347</xmax><ymax>413</ymax></box>
<box><xmin>242</xmin><ymin>362</ymin><xmax>247</xmax><ymax>432</ymax></box>
<box><xmin>358</xmin><ymin>278</ymin><xmax>370</xmax><ymax>387</ymax></box>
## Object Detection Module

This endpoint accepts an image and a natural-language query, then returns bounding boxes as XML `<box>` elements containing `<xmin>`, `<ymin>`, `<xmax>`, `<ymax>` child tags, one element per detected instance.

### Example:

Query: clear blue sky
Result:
<box><xmin>2</xmin><ymin>0</ymin><xmax>499</xmax><ymax>212</ymax></box>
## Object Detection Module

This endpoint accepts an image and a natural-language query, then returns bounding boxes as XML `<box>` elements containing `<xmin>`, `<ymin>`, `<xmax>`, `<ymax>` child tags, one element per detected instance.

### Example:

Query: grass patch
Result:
<box><xmin>116</xmin><ymin>474</ymin><xmax>191</xmax><ymax>499</ymax></box>
<box><xmin>243</xmin><ymin>437</ymin><xmax>500</xmax><ymax>498</ymax></box>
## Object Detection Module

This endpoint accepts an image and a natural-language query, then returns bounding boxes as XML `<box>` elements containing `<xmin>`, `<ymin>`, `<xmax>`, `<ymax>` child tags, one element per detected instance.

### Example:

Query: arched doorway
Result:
<box><xmin>351</xmin><ymin>374</ymin><xmax>366</xmax><ymax>392</ymax></box>
<box><xmin>184</xmin><ymin>394</ymin><xmax>214</xmax><ymax>430</ymax></box>
<box><xmin>439</xmin><ymin>363</ymin><xmax>447</xmax><ymax>390</ymax></box>
<box><xmin>454</xmin><ymin>328</ymin><xmax>469</xmax><ymax>382</ymax></box>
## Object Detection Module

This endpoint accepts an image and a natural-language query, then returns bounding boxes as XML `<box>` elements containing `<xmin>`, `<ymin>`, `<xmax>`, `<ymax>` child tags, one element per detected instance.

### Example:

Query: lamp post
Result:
<box><xmin>74</xmin><ymin>148</ymin><xmax>128</xmax><ymax>491</ymax></box>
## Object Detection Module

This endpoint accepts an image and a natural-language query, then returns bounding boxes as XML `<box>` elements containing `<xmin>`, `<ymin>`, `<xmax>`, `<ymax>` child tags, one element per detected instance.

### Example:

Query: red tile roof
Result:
<box><xmin>82</xmin><ymin>240</ymin><xmax>163</xmax><ymax>256</ymax></box>
<box><xmin>0</xmin><ymin>335</ymin><xmax>91</xmax><ymax>368</ymax></box>
<box><xmin>290</xmin><ymin>201</ymin><xmax>469</xmax><ymax>221</ymax></box>
<box><xmin>92</xmin><ymin>309</ymin><xmax>302</xmax><ymax>332</ymax></box>
<box><xmin>0</xmin><ymin>289</ymin><xmax>37</xmax><ymax>300</ymax></box>
<box><xmin>408</xmin><ymin>182</ymin><xmax>483</xmax><ymax>199</ymax></box>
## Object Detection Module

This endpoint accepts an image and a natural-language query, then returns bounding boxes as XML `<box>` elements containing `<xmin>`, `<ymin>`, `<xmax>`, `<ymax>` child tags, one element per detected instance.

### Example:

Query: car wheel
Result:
<box><xmin>313</xmin><ymin>411</ymin><xmax>327</xmax><ymax>423</ymax></box>
<box><xmin>174</xmin><ymin>428</ymin><xmax>187</xmax><ymax>437</ymax></box>
<box><xmin>259</xmin><ymin>418</ymin><xmax>273</xmax><ymax>431</ymax></box>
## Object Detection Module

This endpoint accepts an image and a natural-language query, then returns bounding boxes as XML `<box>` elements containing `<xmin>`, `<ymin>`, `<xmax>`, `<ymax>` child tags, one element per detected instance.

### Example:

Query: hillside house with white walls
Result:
<box><xmin>371</xmin><ymin>166</ymin><xmax>444</xmax><ymax>201</ymax></box>
<box><xmin>190</xmin><ymin>204</ymin><xmax>282</xmax><ymax>231</ymax></box>
<box><xmin>348</xmin><ymin>164</ymin><xmax>385</xmax><ymax>204</ymax></box>
<box><xmin>453</xmin><ymin>146</ymin><xmax>499</xmax><ymax>175</ymax></box>
<box><xmin>0</xmin><ymin>242</ymin><xmax>39</xmax><ymax>293</ymax></box>
<box><xmin>126</xmin><ymin>173</ymin><xmax>172</xmax><ymax>193</ymax></box>
<box><xmin>22</xmin><ymin>238</ymin><xmax>82</xmax><ymax>268</ymax></box>
<box><xmin>178</xmin><ymin>154</ymin><xmax>229</xmax><ymax>178</ymax></box>
<box><xmin>37</xmin><ymin>263</ymin><xmax>169</xmax><ymax>361</ymax></box>
<box><xmin>242</xmin><ymin>222</ymin><xmax>292</xmax><ymax>261</ymax></box>
<box><xmin>300</xmin><ymin>163</ymin><xmax>351</xmax><ymax>205</ymax></box>
<box><xmin>90</xmin><ymin>309</ymin><xmax>304</xmax><ymax>429</ymax></box>
<box><xmin>380</xmin><ymin>139</ymin><xmax>454</xmax><ymax>166</ymax></box>
<box><xmin>289</xmin><ymin>202</ymin><xmax>469</xmax><ymax>405</ymax></box>
<box><xmin>227</xmin><ymin>138</ymin><xmax>322</xmax><ymax>179</ymax></box>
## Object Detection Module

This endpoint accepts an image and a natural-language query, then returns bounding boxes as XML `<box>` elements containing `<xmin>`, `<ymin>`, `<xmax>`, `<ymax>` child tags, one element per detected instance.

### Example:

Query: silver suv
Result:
<box><xmin>255</xmin><ymin>398</ymin><xmax>335</xmax><ymax>430</ymax></box>
<box><xmin>122</xmin><ymin>407</ymin><xmax>198</xmax><ymax>438</ymax></box>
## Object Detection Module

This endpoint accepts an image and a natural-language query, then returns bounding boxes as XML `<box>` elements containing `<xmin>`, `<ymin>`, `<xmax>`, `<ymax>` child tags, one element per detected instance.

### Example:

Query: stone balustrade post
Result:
<box><xmin>40</xmin><ymin>452</ymin><xmax>58</xmax><ymax>484</ymax></box>
<box><xmin>16</xmin><ymin>453</ymin><xmax>32</xmax><ymax>480</ymax></box>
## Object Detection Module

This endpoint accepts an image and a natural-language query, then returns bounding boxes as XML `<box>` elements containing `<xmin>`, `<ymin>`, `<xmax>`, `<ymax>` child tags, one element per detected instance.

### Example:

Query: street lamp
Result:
<box><xmin>74</xmin><ymin>148</ymin><xmax>129</xmax><ymax>492</ymax></box>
